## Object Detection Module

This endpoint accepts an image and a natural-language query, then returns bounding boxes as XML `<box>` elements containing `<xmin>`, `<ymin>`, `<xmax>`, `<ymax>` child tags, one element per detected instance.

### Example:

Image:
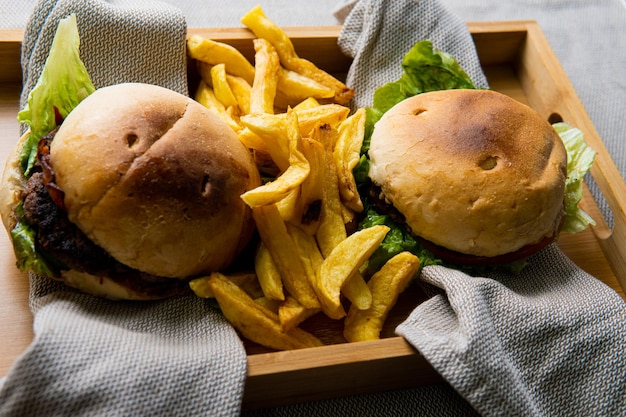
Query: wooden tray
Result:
<box><xmin>0</xmin><ymin>21</ymin><xmax>624</xmax><ymax>410</ymax></box>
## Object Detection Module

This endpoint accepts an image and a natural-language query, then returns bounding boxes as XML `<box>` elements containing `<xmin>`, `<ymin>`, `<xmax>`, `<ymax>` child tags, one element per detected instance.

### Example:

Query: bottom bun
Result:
<box><xmin>60</xmin><ymin>269</ymin><xmax>189</xmax><ymax>300</ymax></box>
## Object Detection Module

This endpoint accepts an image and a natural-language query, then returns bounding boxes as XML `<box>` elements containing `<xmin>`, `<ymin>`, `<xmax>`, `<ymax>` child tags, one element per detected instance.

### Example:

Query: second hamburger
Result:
<box><xmin>367</xmin><ymin>89</ymin><xmax>569</xmax><ymax>265</ymax></box>
<box><xmin>1</xmin><ymin>82</ymin><xmax>261</xmax><ymax>299</ymax></box>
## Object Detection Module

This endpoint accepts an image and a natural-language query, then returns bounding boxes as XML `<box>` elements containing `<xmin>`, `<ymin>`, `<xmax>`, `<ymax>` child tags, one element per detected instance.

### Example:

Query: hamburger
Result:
<box><xmin>355</xmin><ymin>40</ymin><xmax>595</xmax><ymax>271</ymax></box>
<box><xmin>367</xmin><ymin>89</ymin><xmax>567</xmax><ymax>265</ymax></box>
<box><xmin>0</xmin><ymin>82</ymin><xmax>261</xmax><ymax>300</ymax></box>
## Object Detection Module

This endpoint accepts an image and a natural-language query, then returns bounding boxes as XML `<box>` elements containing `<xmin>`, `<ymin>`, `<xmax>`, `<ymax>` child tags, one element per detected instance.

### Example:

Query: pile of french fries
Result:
<box><xmin>187</xmin><ymin>6</ymin><xmax>421</xmax><ymax>350</ymax></box>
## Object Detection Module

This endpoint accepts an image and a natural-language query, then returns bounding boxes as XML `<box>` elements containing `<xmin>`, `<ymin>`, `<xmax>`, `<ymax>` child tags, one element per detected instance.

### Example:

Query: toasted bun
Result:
<box><xmin>368</xmin><ymin>89</ymin><xmax>567</xmax><ymax>261</ymax></box>
<box><xmin>49</xmin><ymin>83</ymin><xmax>260</xmax><ymax>278</ymax></box>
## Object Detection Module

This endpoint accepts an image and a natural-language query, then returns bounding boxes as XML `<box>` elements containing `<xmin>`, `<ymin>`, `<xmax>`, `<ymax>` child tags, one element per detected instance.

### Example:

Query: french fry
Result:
<box><xmin>254</xmin><ymin>242</ymin><xmax>285</xmax><ymax>301</ymax></box>
<box><xmin>197</xmin><ymin>61</ymin><xmax>214</xmax><ymax>87</ymax></box>
<box><xmin>250</xmin><ymin>38</ymin><xmax>281</xmax><ymax>114</ymax></box>
<box><xmin>278</xmin><ymin>296</ymin><xmax>320</xmax><ymax>332</ymax></box>
<box><xmin>342</xmin><ymin>271</ymin><xmax>372</xmax><ymax>311</ymax></box>
<box><xmin>252</xmin><ymin>149</ymin><xmax>281</xmax><ymax>178</ymax></box>
<box><xmin>189</xmin><ymin>272</ymin><xmax>262</xmax><ymax>299</ymax></box>
<box><xmin>296</xmin><ymin>138</ymin><xmax>325</xmax><ymax>233</ymax></box>
<box><xmin>317</xmin><ymin>225</ymin><xmax>390</xmax><ymax>319</ymax></box>
<box><xmin>314</xmin><ymin>125</ymin><xmax>347</xmax><ymax>257</ymax></box>
<box><xmin>276</xmin><ymin>187</ymin><xmax>300</xmax><ymax>223</ymax></box>
<box><xmin>292</xmin><ymin>96</ymin><xmax>321</xmax><ymax>111</ymax></box>
<box><xmin>286</xmin><ymin>223</ymin><xmax>321</xmax><ymax>292</ymax></box>
<box><xmin>208</xmin><ymin>272</ymin><xmax>323</xmax><ymax>350</ymax></box>
<box><xmin>240</xmin><ymin>111</ymin><xmax>310</xmax><ymax>207</ymax></box>
<box><xmin>194</xmin><ymin>80</ymin><xmax>241</xmax><ymax>132</ymax></box>
<box><xmin>240</xmin><ymin>113</ymin><xmax>290</xmax><ymax>171</ymax></box>
<box><xmin>187</xmin><ymin>35</ymin><xmax>255</xmax><ymax>84</ymax></box>
<box><xmin>185</xmin><ymin>10</ymin><xmax>420</xmax><ymax>352</ymax></box>
<box><xmin>226</xmin><ymin>74</ymin><xmax>252</xmax><ymax>115</ymax></box>
<box><xmin>343</xmin><ymin>252</ymin><xmax>420</xmax><ymax>342</ymax></box>
<box><xmin>189</xmin><ymin>275</ymin><xmax>213</xmax><ymax>298</ymax></box>
<box><xmin>238</xmin><ymin>127</ymin><xmax>267</xmax><ymax>151</ymax></box>
<box><xmin>210</xmin><ymin>63</ymin><xmax>239</xmax><ymax>110</ymax></box>
<box><xmin>276</xmin><ymin>69</ymin><xmax>335</xmax><ymax>106</ymax></box>
<box><xmin>240</xmin><ymin>5</ymin><xmax>354</xmax><ymax>105</ymax></box>
<box><xmin>254</xmin><ymin>296</ymin><xmax>281</xmax><ymax>314</ymax></box>
<box><xmin>252</xmin><ymin>204</ymin><xmax>319</xmax><ymax>309</ymax></box>
<box><xmin>296</xmin><ymin>104</ymin><xmax>350</xmax><ymax>137</ymax></box>
<box><xmin>334</xmin><ymin>108</ymin><xmax>365</xmax><ymax>212</ymax></box>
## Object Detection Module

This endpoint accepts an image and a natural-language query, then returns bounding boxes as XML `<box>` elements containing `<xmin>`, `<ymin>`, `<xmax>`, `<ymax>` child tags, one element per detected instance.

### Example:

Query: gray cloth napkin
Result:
<box><xmin>337</xmin><ymin>1</ymin><xmax>626</xmax><ymax>416</ymax></box>
<box><xmin>336</xmin><ymin>0</ymin><xmax>489</xmax><ymax>111</ymax></box>
<box><xmin>0</xmin><ymin>1</ymin><xmax>247</xmax><ymax>416</ymax></box>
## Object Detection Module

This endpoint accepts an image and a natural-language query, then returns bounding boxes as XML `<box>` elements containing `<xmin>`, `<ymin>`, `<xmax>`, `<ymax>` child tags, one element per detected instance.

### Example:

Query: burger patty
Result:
<box><xmin>367</xmin><ymin>184</ymin><xmax>407</xmax><ymax>226</ymax></box>
<box><xmin>22</xmin><ymin>168</ymin><xmax>189</xmax><ymax>299</ymax></box>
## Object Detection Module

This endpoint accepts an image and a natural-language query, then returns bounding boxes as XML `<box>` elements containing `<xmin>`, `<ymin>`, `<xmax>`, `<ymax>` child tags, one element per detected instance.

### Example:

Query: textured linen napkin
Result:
<box><xmin>0</xmin><ymin>1</ymin><xmax>247</xmax><ymax>416</ymax></box>
<box><xmin>337</xmin><ymin>1</ymin><xmax>626</xmax><ymax>416</ymax></box>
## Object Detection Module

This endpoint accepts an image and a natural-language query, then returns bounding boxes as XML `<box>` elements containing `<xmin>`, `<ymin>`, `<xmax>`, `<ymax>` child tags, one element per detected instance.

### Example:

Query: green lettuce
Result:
<box><xmin>553</xmin><ymin>122</ymin><xmax>597</xmax><ymax>233</ymax></box>
<box><xmin>12</xmin><ymin>14</ymin><xmax>94</xmax><ymax>276</ymax></box>
<box><xmin>17</xmin><ymin>14</ymin><xmax>95</xmax><ymax>176</ymax></box>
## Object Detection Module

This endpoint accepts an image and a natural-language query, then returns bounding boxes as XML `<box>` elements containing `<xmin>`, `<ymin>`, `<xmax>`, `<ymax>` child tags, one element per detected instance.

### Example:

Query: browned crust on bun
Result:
<box><xmin>0</xmin><ymin>83</ymin><xmax>261</xmax><ymax>299</ymax></box>
<box><xmin>368</xmin><ymin>89</ymin><xmax>567</xmax><ymax>262</ymax></box>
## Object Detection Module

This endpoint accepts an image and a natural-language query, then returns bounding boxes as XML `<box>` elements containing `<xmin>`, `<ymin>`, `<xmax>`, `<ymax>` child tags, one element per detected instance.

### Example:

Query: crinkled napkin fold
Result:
<box><xmin>337</xmin><ymin>1</ymin><xmax>626</xmax><ymax>416</ymax></box>
<box><xmin>0</xmin><ymin>1</ymin><xmax>247</xmax><ymax>416</ymax></box>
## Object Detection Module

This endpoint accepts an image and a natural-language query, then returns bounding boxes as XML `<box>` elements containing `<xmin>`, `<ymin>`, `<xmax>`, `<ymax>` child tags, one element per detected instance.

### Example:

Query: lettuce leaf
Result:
<box><xmin>11</xmin><ymin>14</ymin><xmax>94</xmax><ymax>276</ymax></box>
<box><xmin>17</xmin><ymin>14</ymin><xmax>95</xmax><ymax>177</ymax></box>
<box><xmin>552</xmin><ymin>122</ymin><xmax>597</xmax><ymax>233</ymax></box>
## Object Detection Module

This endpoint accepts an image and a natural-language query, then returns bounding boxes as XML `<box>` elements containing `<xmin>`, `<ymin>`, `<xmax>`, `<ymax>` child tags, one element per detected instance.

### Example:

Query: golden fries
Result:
<box><xmin>186</xmin><ymin>6</ymin><xmax>419</xmax><ymax>352</ymax></box>
<box><xmin>208</xmin><ymin>272</ymin><xmax>323</xmax><ymax>350</ymax></box>
<box><xmin>252</xmin><ymin>204</ymin><xmax>319</xmax><ymax>309</ymax></box>
<box><xmin>240</xmin><ymin>111</ymin><xmax>310</xmax><ymax>207</ymax></box>
<box><xmin>344</xmin><ymin>252</ymin><xmax>421</xmax><ymax>342</ymax></box>
<box><xmin>318</xmin><ymin>225</ymin><xmax>390</xmax><ymax>319</ymax></box>
<box><xmin>335</xmin><ymin>108</ymin><xmax>366</xmax><ymax>212</ymax></box>
<box><xmin>194</xmin><ymin>81</ymin><xmax>241</xmax><ymax>132</ymax></box>
<box><xmin>254</xmin><ymin>243</ymin><xmax>285</xmax><ymax>301</ymax></box>
<box><xmin>278</xmin><ymin>296</ymin><xmax>320</xmax><ymax>332</ymax></box>
<box><xmin>250</xmin><ymin>38</ymin><xmax>280</xmax><ymax>114</ymax></box>
<box><xmin>187</xmin><ymin>34</ymin><xmax>255</xmax><ymax>84</ymax></box>
<box><xmin>190</xmin><ymin>272</ymin><xmax>262</xmax><ymax>299</ymax></box>
<box><xmin>210</xmin><ymin>63</ymin><xmax>239</xmax><ymax>110</ymax></box>
<box><xmin>241</xmin><ymin>5</ymin><xmax>354</xmax><ymax>105</ymax></box>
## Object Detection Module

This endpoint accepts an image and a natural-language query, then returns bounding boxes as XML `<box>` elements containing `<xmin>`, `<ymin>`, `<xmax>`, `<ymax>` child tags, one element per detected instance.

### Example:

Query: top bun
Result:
<box><xmin>368</xmin><ymin>89</ymin><xmax>567</xmax><ymax>260</ymax></box>
<box><xmin>50</xmin><ymin>83</ymin><xmax>260</xmax><ymax>278</ymax></box>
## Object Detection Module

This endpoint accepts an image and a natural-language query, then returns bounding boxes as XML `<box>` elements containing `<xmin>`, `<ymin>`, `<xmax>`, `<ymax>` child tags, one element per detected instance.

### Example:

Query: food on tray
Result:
<box><xmin>354</xmin><ymin>40</ymin><xmax>596</xmax><ymax>273</ymax></box>
<box><xmin>0</xmin><ymin>16</ymin><xmax>260</xmax><ymax>300</ymax></box>
<box><xmin>368</xmin><ymin>88</ymin><xmax>568</xmax><ymax>265</ymax></box>
<box><xmin>3</xmin><ymin>7</ymin><xmax>597</xmax><ymax>352</ymax></box>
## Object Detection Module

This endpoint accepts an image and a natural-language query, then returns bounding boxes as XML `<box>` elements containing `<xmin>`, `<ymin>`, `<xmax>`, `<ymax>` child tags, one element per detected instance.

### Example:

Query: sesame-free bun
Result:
<box><xmin>50</xmin><ymin>83</ymin><xmax>260</xmax><ymax>278</ymax></box>
<box><xmin>368</xmin><ymin>89</ymin><xmax>567</xmax><ymax>262</ymax></box>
